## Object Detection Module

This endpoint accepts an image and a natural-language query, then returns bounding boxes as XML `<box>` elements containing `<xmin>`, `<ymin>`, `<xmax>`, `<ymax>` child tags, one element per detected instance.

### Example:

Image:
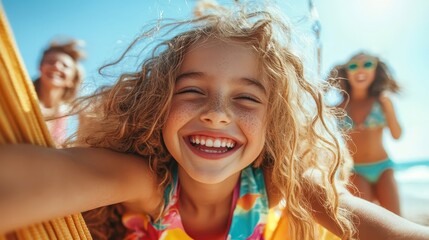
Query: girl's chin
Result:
<box><xmin>42</xmin><ymin>79</ymin><xmax>68</xmax><ymax>88</ymax></box>
<box><xmin>188</xmin><ymin>172</ymin><xmax>234</xmax><ymax>185</ymax></box>
<box><xmin>179</xmin><ymin>164</ymin><xmax>239</xmax><ymax>185</ymax></box>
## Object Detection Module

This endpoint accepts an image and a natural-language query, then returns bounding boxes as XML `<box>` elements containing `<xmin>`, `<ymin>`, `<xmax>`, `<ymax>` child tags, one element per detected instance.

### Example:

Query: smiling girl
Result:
<box><xmin>328</xmin><ymin>52</ymin><xmax>402</xmax><ymax>215</ymax></box>
<box><xmin>1</xmin><ymin>6</ymin><xmax>428</xmax><ymax>240</ymax></box>
<box><xmin>34</xmin><ymin>40</ymin><xmax>85</xmax><ymax>145</ymax></box>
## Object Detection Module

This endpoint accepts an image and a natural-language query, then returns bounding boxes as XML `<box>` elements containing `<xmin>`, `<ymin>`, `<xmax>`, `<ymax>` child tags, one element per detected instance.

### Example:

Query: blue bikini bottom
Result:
<box><xmin>353</xmin><ymin>158</ymin><xmax>395</xmax><ymax>183</ymax></box>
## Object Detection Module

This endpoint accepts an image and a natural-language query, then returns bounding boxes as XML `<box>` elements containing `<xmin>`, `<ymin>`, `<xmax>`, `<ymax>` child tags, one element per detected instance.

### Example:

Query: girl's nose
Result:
<box><xmin>53</xmin><ymin>61</ymin><xmax>63</xmax><ymax>70</ymax></box>
<box><xmin>200</xmin><ymin>98</ymin><xmax>231</xmax><ymax>126</ymax></box>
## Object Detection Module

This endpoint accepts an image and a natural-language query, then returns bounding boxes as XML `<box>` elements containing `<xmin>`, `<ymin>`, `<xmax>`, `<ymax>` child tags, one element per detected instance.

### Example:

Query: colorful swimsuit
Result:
<box><xmin>343</xmin><ymin>100</ymin><xmax>386</xmax><ymax>130</ymax></box>
<box><xmin>342</xmin><ymin>100</ymin><xmax>394</xmax><ymax>183</ymax></box>
<box><xmin>39</xmin><ymin>103</ymin><xmax>71</xmax><ymax>146</ymax></box>
<box><xmin>122</xmin><ymin>165</ymin><xmax>269</xmax><ymax>240</ymax></box>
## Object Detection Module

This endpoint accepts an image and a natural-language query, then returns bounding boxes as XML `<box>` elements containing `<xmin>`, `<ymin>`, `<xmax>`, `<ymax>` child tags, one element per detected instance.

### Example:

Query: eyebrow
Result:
<box><xmin>176</xmin><ymin>71</ymin><xmax>267</xmax><ymax>94</ymax></box>
<box><xmin>176</xmin><ymin>72</ymin><xmax>204</xmax><ymax>82</ymax></box>
<box><xmin>239</xmin><ymin>77</ymin><xmax>267</xmax><ymax>94</ymax></box>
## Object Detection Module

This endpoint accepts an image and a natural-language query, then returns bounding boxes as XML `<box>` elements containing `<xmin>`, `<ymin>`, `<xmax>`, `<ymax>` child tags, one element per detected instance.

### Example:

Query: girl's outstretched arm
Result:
<box><xmin>0</xmin><ymin>144</ymin><xmax>160</xmax><ymax>234</ymax></box>
<box><xmin>304</xmin><ymin>170</ymin><xmax>429</xmax><ymax>239</ymax></box>
<box><xmin>339</xmin><ymin>193</ymin><xmax>429</xmax><ymax>240</ymax></box>
<box><xmin>310</xmin><ymin>188</ymin><xmax>429</xmax><ymax>240</ymax></box>
<box><xmin>379</xmin><ymin>92</ymin><xmax>402</xmax><ymax>139</ymax></box>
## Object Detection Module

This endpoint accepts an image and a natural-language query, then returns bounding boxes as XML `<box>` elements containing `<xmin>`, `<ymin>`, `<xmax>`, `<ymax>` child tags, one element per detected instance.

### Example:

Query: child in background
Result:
<box><xmin>1</xmin><ymin>5</ymin><xmax>428</xmax><ymax>240</ymax></box>
<box><xmin>34</xmin><ymin>39</ymin><xmax>85</xmax><ymax>146</ymax></box>
<box><xmin>328</xmin><ymin>52</ymin><xmax>402</xmax><ymax>215</ymax></box>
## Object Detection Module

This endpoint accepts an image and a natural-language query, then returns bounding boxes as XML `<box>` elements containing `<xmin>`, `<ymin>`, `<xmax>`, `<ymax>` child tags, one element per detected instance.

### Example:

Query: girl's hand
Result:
<box><xmin>379</xmin><ymin>91</ymin><xmax>402</xmax><ymax>139</ymax></box>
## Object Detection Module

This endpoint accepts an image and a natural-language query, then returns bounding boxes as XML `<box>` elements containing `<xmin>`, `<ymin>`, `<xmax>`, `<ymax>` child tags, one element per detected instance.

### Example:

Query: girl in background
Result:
<box><xmin>34</xmin><ymin>39</ymin><xmax>85</xmax><ymax>145</ymax></box>
<box><xmin>328</xmin><ymin>52</ymin><xmax>402</xmax><ymax>215</ymax></box>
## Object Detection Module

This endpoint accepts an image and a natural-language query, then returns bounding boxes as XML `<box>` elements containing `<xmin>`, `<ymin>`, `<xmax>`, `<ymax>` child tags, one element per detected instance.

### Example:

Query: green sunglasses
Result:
<box><xmin>347</xmin><ymin>59</ymin><xmax>377</xmax><ymax>72</ymax></box>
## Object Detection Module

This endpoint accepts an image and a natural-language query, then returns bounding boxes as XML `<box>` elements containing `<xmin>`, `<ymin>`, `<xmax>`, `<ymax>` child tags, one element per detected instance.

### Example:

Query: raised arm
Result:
<box><xmin>0</xmin><ymin>144</ymin><xmax>160</xmax><ymax>234</ymax></box>
<box><xmin>379</xmin><ymin>92</ymin><xmax>402</xmax><ymax>139</ymax></box>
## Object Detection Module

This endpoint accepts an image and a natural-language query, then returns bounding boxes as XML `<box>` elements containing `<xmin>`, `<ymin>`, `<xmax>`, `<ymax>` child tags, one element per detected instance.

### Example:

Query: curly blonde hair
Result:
<box><xmin>76</xmin><ymin>6</ymin><xmax>355</xmax><ymax>240</ymax></box>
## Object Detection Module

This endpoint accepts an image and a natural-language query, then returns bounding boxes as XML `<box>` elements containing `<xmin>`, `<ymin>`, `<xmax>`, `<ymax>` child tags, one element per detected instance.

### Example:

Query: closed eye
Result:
<box><xmin>235</xmin><ymin>95</ymin><xmax>262</xmax><ymax>103</ymax></box>
<box><xmin>175</xmin><ymin>87</ymin><xmax>204</xmax><ymax>95</ymax></box>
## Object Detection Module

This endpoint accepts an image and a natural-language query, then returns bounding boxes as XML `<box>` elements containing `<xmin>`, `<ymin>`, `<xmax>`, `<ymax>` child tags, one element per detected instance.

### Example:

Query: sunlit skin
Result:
<box><xmin>162</xmin><ymin>40</ymin><xmax>268</xmax><ymax>239</ymax></box>
<box><xmin>345</xmin><ymin>54</ymin><xmax>401</xmax><ymax>215</ymax></box>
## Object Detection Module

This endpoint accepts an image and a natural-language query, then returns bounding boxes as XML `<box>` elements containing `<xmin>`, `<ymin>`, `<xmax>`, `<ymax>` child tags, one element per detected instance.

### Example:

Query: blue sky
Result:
<box><xmin>2</xmin><ymin>0</ymin><xmax>429</xmax><ymax>162</ymax></box>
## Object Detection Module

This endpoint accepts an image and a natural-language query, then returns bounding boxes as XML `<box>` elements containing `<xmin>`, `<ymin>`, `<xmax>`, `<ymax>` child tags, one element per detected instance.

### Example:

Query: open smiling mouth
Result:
<box><xmin>356</xmin><ymin>74</ymin><xmax>367</xmax><ymax>82</ymax></box>
<box><xmin>188</xmin><ymin>135</ymin><xmax>237</xmax><ymax>154</ymax></box>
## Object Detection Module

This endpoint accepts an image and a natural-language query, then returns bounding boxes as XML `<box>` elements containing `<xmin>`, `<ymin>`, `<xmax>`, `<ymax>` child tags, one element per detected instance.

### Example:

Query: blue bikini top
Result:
<box><xmin>342</xmin><ymin>100</ymin><xmax>386</xmax><ymax>129</ymax></box>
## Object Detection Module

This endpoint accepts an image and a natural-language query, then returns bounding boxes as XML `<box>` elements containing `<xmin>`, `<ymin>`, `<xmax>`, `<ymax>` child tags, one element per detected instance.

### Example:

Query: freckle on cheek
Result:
<box><xmin>169</xmin><ymin>105</ymin><xmax>192</xmax><ymax>123</ymax></box>
<box><xmin>240</xmin><ymin>113</ymin><xmax>263</xmax><ymax>136</ymax></box>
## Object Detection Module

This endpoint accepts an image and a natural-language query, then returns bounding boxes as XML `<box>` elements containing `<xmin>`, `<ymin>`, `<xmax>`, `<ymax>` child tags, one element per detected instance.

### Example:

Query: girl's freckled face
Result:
<box><xmin>162</xmin><ymin>39</ymin><xmax>269</xmax><ymax>184</ymax></box>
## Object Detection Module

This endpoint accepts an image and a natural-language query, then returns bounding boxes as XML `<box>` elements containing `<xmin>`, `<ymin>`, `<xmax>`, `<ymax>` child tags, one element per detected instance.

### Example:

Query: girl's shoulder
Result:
<box><xmin>377</xmin><ymin>91</ymin><xmax>395</xmax><ymax>106</ymax></box>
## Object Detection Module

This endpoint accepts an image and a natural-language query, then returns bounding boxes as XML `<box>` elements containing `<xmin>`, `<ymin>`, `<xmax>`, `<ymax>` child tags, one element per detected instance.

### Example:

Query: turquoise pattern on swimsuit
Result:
<box><xmin>342</xmin><ymin>101</ymin><xmax>386</xmax><ymax>129</ymax></box>
<box><xmin>123</xmin><ymin>164</ymin><xmax>269</xmax><ymax>239</ymax></box>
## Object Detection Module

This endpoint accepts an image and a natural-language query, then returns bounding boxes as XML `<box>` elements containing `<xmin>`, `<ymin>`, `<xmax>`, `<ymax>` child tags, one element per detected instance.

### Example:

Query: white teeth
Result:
<box><xmin>190</xmin><ymin>135</ymin><xmax>236</xmax><ymax>149</ymax></box>
<box><xmin>206</xmin><ymin>139</ymin><xmax>213</xmax><ymax>147</ymax></box>
<box><xmin>213</xmin><ymin>139</ymin><xmax>221</xmax><ymax>147</ymax></box>
<box><xmin>357</xmin><ymin>74</ymin><xmax>365</xmax><ymax>81</ymax></box>
<box><xmin>201</xmin><ymin>148</ymin><xmax>228</xmax><ymax>154</ymax></box>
